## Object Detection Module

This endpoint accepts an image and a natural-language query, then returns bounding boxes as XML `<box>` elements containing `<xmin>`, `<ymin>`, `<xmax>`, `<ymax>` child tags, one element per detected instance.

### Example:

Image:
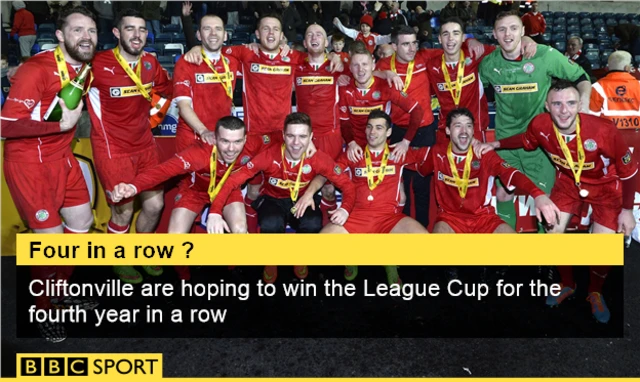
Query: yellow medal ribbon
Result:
<box><xmin>201</xmin><ymin>49</ymin><xmax>234</xmax><ymax>100</ymax></box>
<box><xmin>441</xmin><ymin>50</ymin><xmax>465</xmax><ymax>106</ymax></box>
<box><xmin>281</xmin><ymin>144</ymin><xmax>306</xmax><ymax>203</ymax></box>
<box><xmin>553</xmin><ymin>116</ymin><xmax>585</xmax><ymax>188</ymax></box>
<box><xmin>446</xmin><ymin>142</ymin><xmax>474</xmax><ymax>199</ymax></box>
<box><xmin>365</xmin><ymin>144</ymin><xmax>390</xmax><ymax>190</ymax></box>
<box><xmin>390</xmin><ymin>53</ymin><xmax>414</xmax><ymax>93</ymax></box>
<box><xmin>54</xmin><ymin>46</ymin><xmax>94</xmax><ymax>94</ymax></box>
<box><xmin>113</xmin><ymin>46</ymin><xmax>152</xmax><ymax>102</ymax></box>
<box><xmin>208</xmin><ymin>146</ymin><xmax>236</xmax><ymax>202</ymax></box>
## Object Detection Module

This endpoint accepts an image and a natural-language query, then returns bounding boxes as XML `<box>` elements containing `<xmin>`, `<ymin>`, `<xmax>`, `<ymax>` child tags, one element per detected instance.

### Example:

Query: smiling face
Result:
<box><xmin>198</xmin><ymin>15</ymin><xmax>227</xmax><ymax>53</ymax></box>
<box><xmin>446</xmin><ymin>114</ymin><xmax>474</xmax><ymax>153</ymax></box>
<box><xmin>303</xmin><ymin>24</ymin><xmax>328</xmax><ymax>54</ymax></box>
<box><xmin>284</xmin><ymin>123</ymin><xmax>312</xmax><ymax>161</ymax></box>
<box><xmin>439</xmin><ymin>21</ymin><xmax>464</xmax><ymax>58</ymax></box>
<box><xmin>350</xmin><ymin>52</ymin><xmax>373</xmax><ymax>86</ymax></box>
<box><xmin>493</xmin><ymin>15</ymin><xmax>524</xmax><ymax>56</ymax></box>
<box><xmin>393</xmin><ymin>34</ymin><xmax>418</xmax><ymax>62</ymax></box>
<box><xmin>114</xmin><ymin>16</ymin><xmax>147</xmax><ymax>57</ymax></box>
<box><xmin>365</xmin><ymin>117</ymin><xmax>392</xmax><ymax>150</ymax></box>
<box><xmin>546</xmin><ymin>87</ymin><xmax>580</xmax><ymax>132</ymax></box>
<box><xmin>256</xmin><ymin>17</ymin><xmax>284</xmax><ymax>52</ymax></box>
<box><xmin>216</xmin><ymin>126</ymin><xmax>247</xmax><ymax>164</ymax></box>
<box><xmin>57</xmin><ymin>13</ymin><xmax>98</xmax><ymax>63</ymax></box>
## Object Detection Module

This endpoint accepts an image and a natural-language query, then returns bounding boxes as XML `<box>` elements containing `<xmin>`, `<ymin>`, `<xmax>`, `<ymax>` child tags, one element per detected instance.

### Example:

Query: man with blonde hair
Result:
<box><xmin>590</xmin><ymin>50</ymin><xmax>640</xmax><ymax>129</ymax></box>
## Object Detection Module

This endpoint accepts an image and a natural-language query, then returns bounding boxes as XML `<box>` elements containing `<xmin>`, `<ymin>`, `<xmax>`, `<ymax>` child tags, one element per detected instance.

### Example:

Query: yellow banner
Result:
<box><xmin>16</xmin><ymin>353</ymin><xmax>162</xmax><ymax>379</ymax></box>
<box><xmin>16</xmin><ymin>233</ymin><xmax>622</xmax><ymax>266</ymax></box>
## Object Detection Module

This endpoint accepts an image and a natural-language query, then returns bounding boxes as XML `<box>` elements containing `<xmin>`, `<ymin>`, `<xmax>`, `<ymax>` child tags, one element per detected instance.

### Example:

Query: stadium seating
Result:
<box><xmin>162</xmin><ymin>24</ymin><xmax>181</xmax><ymax>33</ymax></box>
<box><xmin>553</xmin><ymin>41</ymin><xmax>566</xmax><ymax>52</ymax></box>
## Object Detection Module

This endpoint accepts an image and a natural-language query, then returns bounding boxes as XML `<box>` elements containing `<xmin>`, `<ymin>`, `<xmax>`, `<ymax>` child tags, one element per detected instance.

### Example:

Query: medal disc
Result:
<box><xmin>367</xmin><ymin>195</ymin><xmax>374</xmax><ymax>201</ymax></box>
<box><xmin>579</xmin><ymin>188</ymin><xmax>589</xmax><ymax>198</ymax></box>
<box><xmin>290</xmin><ymin>206</ymin><xmax>297</xmax><ymax>214</ymax></box>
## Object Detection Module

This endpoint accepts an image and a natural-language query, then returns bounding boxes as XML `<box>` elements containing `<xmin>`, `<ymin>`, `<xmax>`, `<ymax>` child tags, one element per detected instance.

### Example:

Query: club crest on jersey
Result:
<box><xmin>334</xmin><ymin>165</ymin><xmax>342</xmax><ymax>175</ymax></box>
<box><xmin>622</xmin><ymin>151</ymin><xmax>632</xmax><ymax>165</ymax></box>
<box><xmin>175</xmin><ymin>194</ymin><xmax>182</xmax><ymax>202</ymax></box>
<box><xmin>583</xmin><ymin>139</ymin><xmax>597</xmax><ymax>152</ymax></box>
<box><xmin>501</xmin><ymin>162</ymin><xmax>512</xmax><ymax>168</ymax></box>
<box><xmin>226</xmin><ymin>48</ymin><xmax>233</xmax><ymax>54</ymax></box>
<box><xmin>302</xmin><ymin>164</ymin><xmax>312</xmax><ymax>174</ymax></box>
<box><xmin>35</xmin><ymin>209</ymin><xmax>49</xmax><ymax>222</ymax></box>
<box><xmin>372</xmin><ymin>91</ymin><xmax>381</xmax><ymax>100</ymax></box>
<box><xmin>522</xmin><ymin>62</ymin><xmax>535</xmax><ymax>74</ymax></box>
<box><xmin>368</xmin><ymin>40</ymin><xmax>374</xmax><ymax>46</ymax></box>
<box><xmin>144</xmin><ymin>61</ymin><xmax>152</xmax><ymax>71</ymax></box>
<box><xmin>241</xmin><ymin>155</ymin><xmax>251</xmax><ymax>165</ymax></box>
<box><xmin>262</xmin><ymin>135</ymin><xmax>270</xmax><ymax>144</ymax></box>
<box><xmin>471</xmin><ymin>160</ymin><xmax>480</xmax><ymax>170</ymax></box>
<box><xmin>281</xmin><ymin>56</ymin><xmax>290</xmax><ymax>62</ymax></box>
<box><xmin>464</xmin><ymin>57</ymin><xmax>472</xmax><ymax>66</ymax></box>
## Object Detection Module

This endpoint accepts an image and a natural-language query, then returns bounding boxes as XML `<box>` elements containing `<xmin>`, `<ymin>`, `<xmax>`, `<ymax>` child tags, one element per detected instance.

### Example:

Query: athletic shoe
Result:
<box><xmin>344</xmin><ymin>266</ymin><xmax>358</xmax><ymax>281</ymax></box>
<box><xmin>546</xmin><ymin>283</ymin><xmax>576</xmax><ymax>307</ymax></box>
<box><xmin>263</xmin><ymin>266</ymin><xmax>277</xmax><ymax>284</ymax></box>
<box><xmin>587</xmin><ymin>292</ymin><xmax>610</xmax><ymax>324</ymax></box>
<box><xmin>294</xmin><ymin>266</ymin><xmax>308</xmax><ymax>279</ymax></box>
<box><xmin>113</xmin><ymin>266</ymin><xmax>143</xmax><ymax>284</ymax></box>
<box><xmin>142</xmin><ymin>266</ymin><xmax>163</xmax><ymax>277</ymax></box>
<box><xmin>37</xmin><ymin>320</ymin><xmax>66</xmax><ymax>343</ymax></box>
<box><xmin>385</xmin><ymin>266</ymin><xmax>400</xmax><ymax>286</ymax></box>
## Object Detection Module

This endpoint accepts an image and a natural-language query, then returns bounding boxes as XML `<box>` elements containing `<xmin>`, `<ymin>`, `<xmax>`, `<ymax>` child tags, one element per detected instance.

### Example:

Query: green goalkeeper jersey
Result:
<box><xmin>479</xmin><ymin>44</ymin><xmax>587</xmax><ymax>140</ymax></box>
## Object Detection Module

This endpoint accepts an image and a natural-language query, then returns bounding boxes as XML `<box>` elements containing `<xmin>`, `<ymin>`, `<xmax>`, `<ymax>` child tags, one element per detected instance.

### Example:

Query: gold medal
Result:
<box><xmin>290</xmin><ymin>206</ymin><xmax>297</xmax><ymax>214</ymax></box>
<box><xmin>365</xmin><ymin>144</ymin><xmax>389</xmax><ymax>191</ymax></box>
<box><xmin>367</xmin><ymin>194</ymin><xmax>374</xmax><ymax>201</ymax></box>
<box><xmin>446</xmin><ymin>142</ymin><xmax>473</xmax><ymax>199</ymax></box>
<box><xmin>553</xmin><ymin>116</ymin><xmax>586</xmax><ymax>197</ymax></box>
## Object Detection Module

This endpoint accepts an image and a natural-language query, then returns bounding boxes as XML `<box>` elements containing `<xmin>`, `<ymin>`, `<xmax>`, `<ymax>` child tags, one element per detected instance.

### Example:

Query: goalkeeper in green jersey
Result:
<box><xmin>479</xmin><ymin>10</ymin><xmax>591</xmax><ymax>230</ymax></box>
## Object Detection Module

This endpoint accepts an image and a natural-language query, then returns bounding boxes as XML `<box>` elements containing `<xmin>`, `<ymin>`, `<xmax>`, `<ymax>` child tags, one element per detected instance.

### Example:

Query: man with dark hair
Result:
<box><xmin>478</xmin><ymin>10</ymin><xmax>590</xmax><ymax>230</ymax></box>
<box><xmin>87</xmin><ymin>8</ymin><xmax>172</xmax><ymax>284</ymax></box>
<box><xmin>208</xmin><ymin>112</ymin><xmax>356</xmax><ymax>284</ymax></box>
<box><xmin>1</xmin><ymin>5</ymin><xmax>99</xmax><ymax>343</ymax></box>
<box><xmin>477</xmin><ymin>80</ymin><xmax>638</xmax><ymax>323</ymax></box>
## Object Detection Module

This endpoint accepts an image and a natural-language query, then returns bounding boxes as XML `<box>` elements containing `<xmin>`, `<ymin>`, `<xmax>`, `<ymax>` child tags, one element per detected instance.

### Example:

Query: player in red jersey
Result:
<box><xmin>183</xmin><ymin>13</ymin><xmax>343</xmax><ymax>233</ymax></box>
<box><xmin>86</xmin><ymin>9</ymin><xmax>172</xmax><ymax>283</ymax></box>
<box><xmin>208</xmin><ymin>112</ymin><xmax>356</xmax><ymax>284</ymax></box>
<box><xmin>333</xmin><ymin>15</ymin><xmax>390</xmax><ymax>54</ymax></box>
<box><xmin>173</xmin><ymin>14</ymin><xmax>240</xmax><ymax>151</ymax></box>
<box><xmin>319</xmin><ymin>110</ymin><xmax>430</xmax><ymax>285</ymax></box>
<box><xmin>1</xmin><ymin>6</ymin><xmax>99</xmax><ymax>342</ymax></box>
<box><xmin>330</xmin><ymin>32</ymin><xmax>350</xmax><ymax>65</ymax></box>
<box><xmin>478</xmin><ymin>80</ymin><xmax>638</xmax><ymax>324</ymax></box>
<box><xmin>295</xmin><ymin>24</ymin><xmax>345</xmax><ymax>224</ymax></box>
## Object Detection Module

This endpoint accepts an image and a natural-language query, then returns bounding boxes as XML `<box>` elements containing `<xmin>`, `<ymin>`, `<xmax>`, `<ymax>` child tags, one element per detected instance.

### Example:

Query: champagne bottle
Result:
<box><xmin>44</xmin><ymin>63</ymin><xmax>92</xmax><ymax>122</ymax></box>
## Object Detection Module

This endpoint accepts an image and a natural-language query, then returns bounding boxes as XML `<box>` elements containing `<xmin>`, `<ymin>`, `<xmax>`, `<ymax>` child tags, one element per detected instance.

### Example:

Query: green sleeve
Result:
<box><xmin>546</xmin><ymin>46</ymin><xmax>587</xmax><ymax>82</ymax></box>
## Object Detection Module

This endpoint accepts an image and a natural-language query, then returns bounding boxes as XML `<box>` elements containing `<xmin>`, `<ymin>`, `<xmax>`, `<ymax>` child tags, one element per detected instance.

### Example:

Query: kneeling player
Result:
<box><xmin>478</xmin><ymin>80</ymin><xmax>638</xmax><ymax>323</ymax></box>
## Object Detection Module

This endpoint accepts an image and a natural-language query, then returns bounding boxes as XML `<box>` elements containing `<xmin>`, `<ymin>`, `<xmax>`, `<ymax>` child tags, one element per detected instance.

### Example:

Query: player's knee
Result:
<box><xmin>259</xmin><ymin>216</ymin><xmax>286</xmax><ymax>233</ymax></box>
<box><xmin>229</xmin><ymin>219</ymin><xmax>248</xmax><ymax>233</ymax></box>
<box><xmin>321</xmin><ymin>184</ymin><xmax>335</xmax><ymax>197</ymax></box>
<box><xmin>246</xmin><ymin>187</ymin><xmax>260</xmax><ymax>201</ymax></box>
<box><xmin>143</xmin><ymin>196</ymin><xmax>165</xmax><ymax>216</ymax></box>
<box><xmin>111</xmin><ymin>204</ymin><xmax>134</xmax><ymax>224</ymax></box>
<box><xmin>77</xmin><ymin>210</ymin><xmax>94</xmax><ymax>231</ymax></box>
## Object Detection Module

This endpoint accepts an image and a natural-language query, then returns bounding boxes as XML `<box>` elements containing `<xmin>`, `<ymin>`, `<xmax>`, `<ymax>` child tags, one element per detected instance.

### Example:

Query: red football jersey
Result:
<box><xmin>87</xmin><ymin>50</ymin><xmax>172</xmax><ymax>157</ymax></box>
<box><xmin>294</xmin><ymin>58</ymin><xmax>341</xmax><ymax>136</ymax></box>
<box><xmin>357</xmin><ymin>32</ymin><xmax>379</xmax><ymax>54</ymax></box>
<box><xmin>375</xmin><ymin>49</ymin><xmax>442</xmax><ymax>128</ymax></box>
<box><xmin>336</xmin><ymin>146</ymin><xmax>430</xmax><ymax>214</ymax></box>
<box><xmin>223</xmin><ymin>46</ymin><xmax>304</xmax><ymax>136</ymax></box>
<box><xmin>425</xmin><ymin>44</ymin><xmax>495</xmax><ymax>134</ymax></box>
<box><xmin>211</xmin><ymin>144</ymin><xmax>356</xmax><ymax>214</ymax></box>
<box><xmin>172</xmin><ymin>53</ymin><xmax>240</xmax><ymax>147</ymax></box>
<box><xmin>339</xmin><ymin>77</ymin><xmax>421</xmax><ymax>146</ymax></box>
<box><xmin>1</xmin><ymin>50</ymin><xmax>82</xmax><ymax>163</ymax></box>
<box><xmin>523</xmin><ymin>113</ymin><xmax>639</xmax><ymax>184</ymax></box>
<box><xmin>421</xmin><ymin>143</ymin><xmax>544</xmax><ymax>215</ymax></box>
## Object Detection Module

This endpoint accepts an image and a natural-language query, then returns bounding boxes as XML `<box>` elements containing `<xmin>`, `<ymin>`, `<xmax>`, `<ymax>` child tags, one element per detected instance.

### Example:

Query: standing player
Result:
<box><xmin>320</xmin><ymin>110</ymin><xmax>431</xmax><ymax>285</ymax></box>
<box><xmin>208</xmin><ymin>113</ymin><xmax>356</xmax><ymax>284</ymax></box>
<box><xmin>173</xmin><ymin>14</ymin><xmax>240</xmax><ymax>151</ymax></box>
<box><xmin>333</xmin><ymin>15</ymin><xmax>391</xmax><ymax>54</ymax></box>
<box><xmin>478</xmin><ymin>10</ymin><xmax>590</xmax><ymax>230</ymax></box>
<box><xmin>1</xmin><ymin>6</ymin><xmax>99</xmax><ymax>342</ymax></box>
<box><xmin>87</xmin><ymin>9</ymin><xmax>172</xmax><ymax>283</ymax></box>
<box><xmin>183</xmin><ymin>14</ymin><xmax>343</xmax><ymax>233</ymax></box>
<box><xmin>111</xmin><ymin>116</ymin><xmax>251</xmax><ymax>239</ymax></box>
<box><xmin>478</xmin><ymin>80</ymin><xmax>638</xmax><ymax>323</ymax></box>
<box><xmin>294</xmin><ymin>24</ymin><xmax>344</xmax><ymax>224</ymax></box>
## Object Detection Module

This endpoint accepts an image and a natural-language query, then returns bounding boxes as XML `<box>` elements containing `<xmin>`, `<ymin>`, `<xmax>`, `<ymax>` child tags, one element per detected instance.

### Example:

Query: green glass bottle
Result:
<box><xmin>44</xmin><ymin>63</ymin><xmax>92</xmax><ymax>122</ymax></box>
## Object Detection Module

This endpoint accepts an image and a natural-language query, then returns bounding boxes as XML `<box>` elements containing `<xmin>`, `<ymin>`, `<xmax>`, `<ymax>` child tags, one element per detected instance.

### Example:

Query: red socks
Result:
<box><xmin>244</xmin><ymin>196</ymin><xmax>258</xmax><ymax>233</ymax></box>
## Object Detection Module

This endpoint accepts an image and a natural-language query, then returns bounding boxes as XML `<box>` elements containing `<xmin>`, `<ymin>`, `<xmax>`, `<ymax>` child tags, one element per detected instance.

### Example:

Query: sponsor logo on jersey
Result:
<box><xmin>583</xmin><ymin>139</ymin><xmax>598</xmax><ymax>152</ymax></box>
<box><xmin>262</xmin><ymin>135</ymin><xmax>271</xmax><ymax>144</ymax></box>
<box><xmin>250</xmin><ymin>63</ymin><xmax>291</xmax><ymax>75</ymax></box>
<box><xmin>522</xmin><ymin>62</ymin><xmax>535</xmax><ymax>74</ymax></box>
<box><xmin>354</xmin><ymin>166</ymin><xmax>396</xmax><ymax>177</ymax></box>
<box><xmin>7</xmin><ymin>97</ymin><xmax>35</xmax><ymax>109</ymax></box>
<box><xmin>334</xmin><ymin>165</ymin><xmax>342</xmax><ymax>175</ymax></box>
<box><xmin>501</xmin><ymin>162</ymin><xmax>512</xmax><ymax>168</ymax></box>
<box><xmin>622</xmin><ymin>151</ymin><xmax>632</xmax><ymax>165</ymax></box>
<box><xmin>437</xmin><ymin>171</ymin><xmax>479</xmax><ymax>188</ymax></box>
<box><xmin>109</xmin><ymin>83</ymin><xmax>153</xmax><ymax>97</ymax></box>
<box><xmin>549</xmin><ymin>154</ymin><xmax>595</xmax><ymax>170</ymax></box>
<box><xmin>195</xmin><ymin>72</ymin><xmax>235</xmax><ymax>84</ymax></box>
<box><xmin>437</xmin><ymin>73</ymin><xmax>476</xmax><ymax>91</ymax></box>
<box><xmin>493</xmin><ymin>83</ymin><xmax>538</xmax><ymax>94</ymax></box>
<box><xmin>349</xmin><ymin>105</ymin><xmax>384</xmax><ymax>115</ymax></box>
<box><xmin>268</xmin><ymin>177</ymin><xmax>310</xmax><ymax>189</ymax></box>
<box><xmin>296</xmin><ymin>76</ymin><xmax>334</xmax><ymax>86</ymax></box>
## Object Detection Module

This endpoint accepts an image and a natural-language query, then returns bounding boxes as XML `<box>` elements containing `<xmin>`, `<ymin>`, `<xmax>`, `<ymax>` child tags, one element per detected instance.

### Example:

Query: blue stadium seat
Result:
<box><xmin>566</xmin><ymin>12</ymin><xmax>577</xmax><ymax>18</ymax></box>
<box><xmin>250</xmin><ymin>34</ymin><xmax>259</xmax><ymax>43</ymax></box>
<box><xmin>155</xmin><ymin>33</ymin><xmax>172</xmax><ymax>43</ymax></box>
<box><xmin>606</xmin><ymin>18</ymin><xmax>617</xmax><ymax>26</ymax></box>
<box><xmin>553</xmin><ymin>25</ymin><xmax>566</xmax><ymax>33</ymax></box>
<box><xmin>581</xmin><ymin>27</ymin><xmax>595</xmax><ymax>35</ymax></box>
<box><xmin>235</xmin><ymin>24</ymin><xmax>253</xmax><ymax>33</ymax></box>
<box><xmin>38</xmin><ymin>23</ymin><xmax>55</xmax><ymax>32</ymax></box>
<box><xmin>582</xmin><ymin>32</ymin><xmax>596</xmax><ymax>41</ymax></box>
<box><xmin>542</xmin><ymin>11</ymin><xmax>552</xmax><ymax>18</ymax></box>
<box><xmin>103</xmin><ymin>43</ymin><xmax>116</xmax><ymax>50</ymax></box>
<box><xmin>552</xmin><ymin>33</ymin><xmax>566</xmax><ymax>42</ymax></box>
<box><xmin>158</xmin><ymin>55</ymin><xmax>173</xmax><ymax>65</ymax></box>
<box><xmin>553</xmin><ymin>17</ymin><xmax>566</xmax><ymax>25</ymax></box>
<box><xmin>579</xmin><ymin>12</ymin><xmax>590</xmax><ymax>19</ymax></box>
<box><xmin>593</xmin><ymin>19</ymin><xmax>605</xmax><ymax>27</ymax></box>
<box><xmin>554</xmin><ymin>12</ymin><xmax>566</xmax><ymax>18</ymax></box>
<box><xmin>600</xmin><ymin>56</ymin><xmax>609</xmax><ymax>66</ymax></box>
<box><xmin>567</xmin><ymin>25</ymin><xmax>580</xmax><ymax>33</ymax></box>
<box><xmin>542</xmin><ymin>33</ymin><xmax>552</xmax><ymax>43</ymax></box>
<box><xmin>591</xmin><ymin>61</ymin><xmax>600</xmax><ymax>70</ymax></box>
<box><xmin>585</xmin><ymin>49</ymin><xmax>599</xmax><ymax>62</ymax></box>
<box><xmin>635</xmin><ymin>55</ymin><xmax>640</xmax><ymax>65</ymax></box>
<box><xmin>147</xmin><ymin>31</ymin><xmax>155</xmax><ymax>44</ymax></box>
<box><xmin>625</xmin><ymin>13</ymin><xmax>637</xmax><ymax>20</ymax></box>
<box><xmin>584</xmin><ymin>43</ymin><xmax>597</xmax><ymax>50</ymax></box>
<box><xmin>162</xmin><ymin>24</ymin><xmax>181</xmax><ymax>33</ymax></box>
<box><xmin>618</xmin><ymin>19</ymin><xmax>630</xmax><ymax>25</ymax></box>
<box><xmin>30</xmin><ymin>43</ymin><xmax>40</xmax><ymax>55</ymax></box>
<box><xmin>602</xmin><ymin>13</ymin><xmax>614</xmax><ymax>18</ymax></box>
<box><xmin>591</xmin><ymin>12</ymin><xmax>603</xmax><ymax>18</ymax></box>
<box><xmin>553</xmin><ymin>41</ymin><xmax>566</xmax><ymax>52</ymax></box>
<box><xmin>614</xmin><ymin>13</ymin><xmax>626</xmax><ymax>19</ymax></box>
<box><xmin>171</xmin><ymin>33</ymin><xmax>186</xmax><ymax>44</ymax></box>
<box><xmin>433</xmin><ymin>42</ymin><xmax>442</xmax><ymax>49</ymax></box>
<box><xmin>567</xmin><ymin>18</ymin><xmax>579</xmax><ymax>25</ymax></box>
<box><xmin>36</xmin><ymin>32</ymin><xmax>54</xmax><ymax>41</ymax></box>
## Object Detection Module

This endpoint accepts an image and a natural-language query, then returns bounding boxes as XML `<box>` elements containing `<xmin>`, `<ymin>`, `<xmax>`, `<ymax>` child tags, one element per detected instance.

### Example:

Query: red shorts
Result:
<box><xmin>94</xmin><ymin>146</ymin><xmax>162</xmax><ymax>205</ymax></box>
<box><xmin>343</xmin><ymin>208</ymin><xmax>406</xmax><ymax>233</ymax></box>
<box><xmin>174</xmin><ymin>180</ymin><xmax>244</xmax><ymax>214</ymax></box>
<box><xmin>550</xmin><ymin>173</ymin><xmax>622</xmax><ymax>231</ymax></box>
<box><xmin>245</xmin><ymin>132</ymin><xmax>282</xmax><ymax>186</ymax></box>
<box><xmin>435</xmin><ymin>210</ymin><xmax>506</xmax><ymax>233</ymax></box>
<box><xmin>313</xmin><ymin>131</ymin><xmax>344</xmax><ymax>160</ymax></box>
<box><xmin>3</xmin><ymin>155</ymin><xmax>90</xmax><ymax>229</ymax></box>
